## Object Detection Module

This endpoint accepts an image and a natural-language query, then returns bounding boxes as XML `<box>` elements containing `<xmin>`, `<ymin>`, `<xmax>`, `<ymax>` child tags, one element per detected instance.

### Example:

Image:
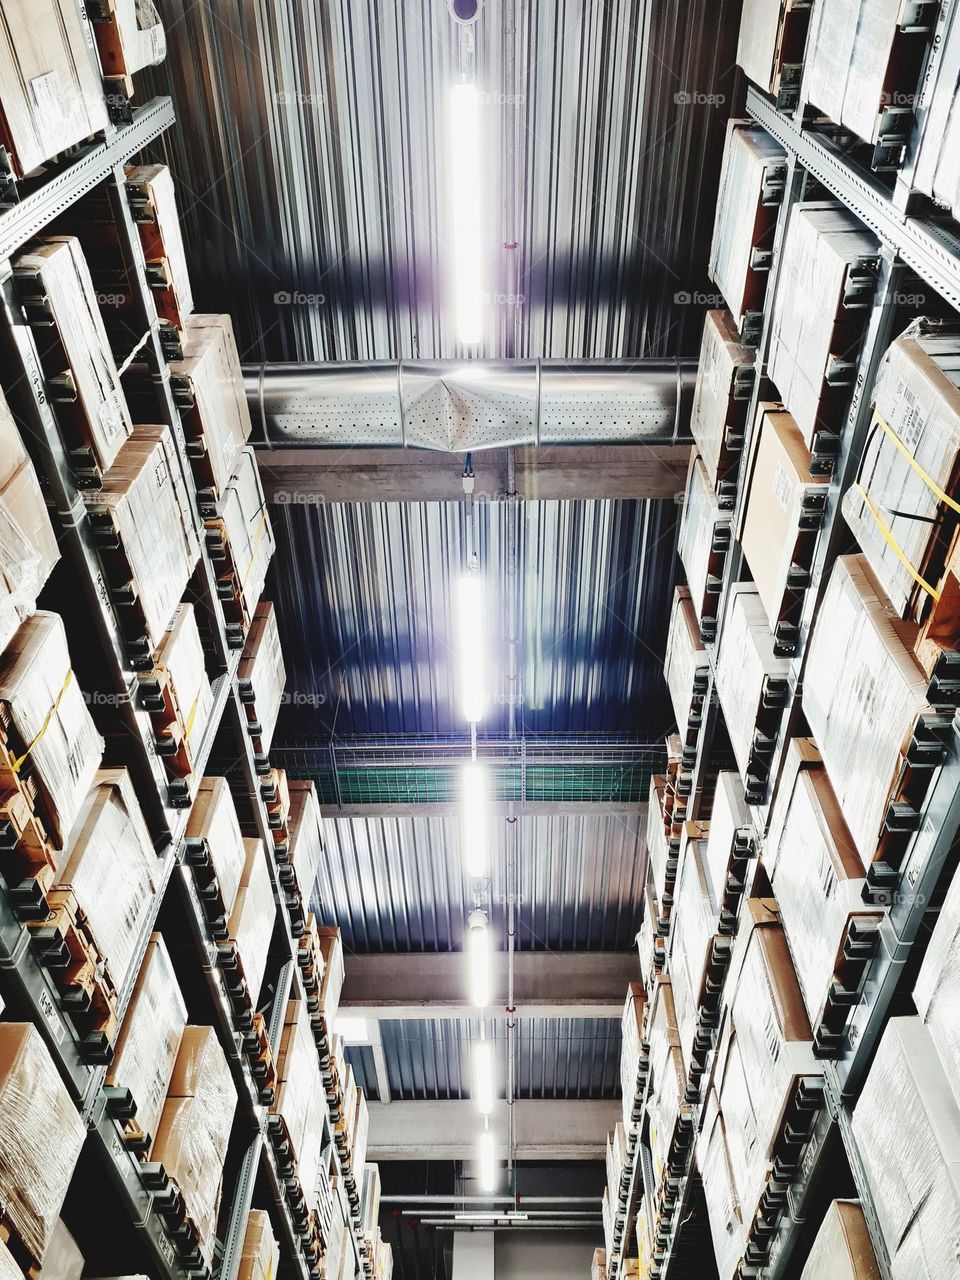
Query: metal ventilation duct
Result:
<box><xmin>244</xmin><ymin>358</ymin><xmax>697</xmax><ymax>452</ymax></box>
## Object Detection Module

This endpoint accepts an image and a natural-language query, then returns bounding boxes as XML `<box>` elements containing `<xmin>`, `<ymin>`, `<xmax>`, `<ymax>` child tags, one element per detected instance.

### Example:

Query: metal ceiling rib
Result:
<box><xmin>373</xmin><ymin>1018</ymin><xmax>621</xmax><ymax>1101</ymax></box>
<box><xmin>311</xmin><ymin>810</ymin><xmax>647</xmax><ymax>954</ymax></box>
<box><xmin>267</xmin><ymin>497</ymin><xmax>677</xmax><ymax>739</ymax></box>
<box><xmin>143</xmin><ymin>0</ymin><xmax>740</xmax><ymax>363</ymax></box>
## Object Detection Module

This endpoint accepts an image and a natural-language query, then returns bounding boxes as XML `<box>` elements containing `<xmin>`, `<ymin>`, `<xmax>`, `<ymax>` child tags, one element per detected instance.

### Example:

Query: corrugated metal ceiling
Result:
<box><xmin>312</xmin><ymin>810</ymin><xmax>646</xmax><ymax>953</ymax></box>
<box><xmin>144</xmin><ymin>0</ymin><xmax>741</xmax><ymax>362</ymax></box>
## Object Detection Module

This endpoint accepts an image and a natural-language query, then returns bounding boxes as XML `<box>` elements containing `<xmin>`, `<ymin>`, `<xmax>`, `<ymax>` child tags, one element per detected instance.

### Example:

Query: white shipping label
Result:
<box><xmin>30</xmin><ymin>72</ymin><xmax>67</xmax><ymax>131</ymax></box>
<box><xmin>772</xmin><ymin>462</ymin><xmax>792</xmax><ymax>510</ymax></box>
<box><xmin>98</xmin><ymin>392</ymin><xmax>126</xmax><ymax>444</ymax></box>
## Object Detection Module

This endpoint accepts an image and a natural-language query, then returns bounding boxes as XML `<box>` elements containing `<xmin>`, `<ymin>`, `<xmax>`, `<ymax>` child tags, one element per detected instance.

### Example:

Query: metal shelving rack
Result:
<box><xmin>0</xmin><ymin>11</ymin><xmax>366</xmax><ymax>1280</ymax></box>
<box><xmin>624</xmin><ymin>11</ymin><xmax>960</xmax><ymax>1279</ymax></box>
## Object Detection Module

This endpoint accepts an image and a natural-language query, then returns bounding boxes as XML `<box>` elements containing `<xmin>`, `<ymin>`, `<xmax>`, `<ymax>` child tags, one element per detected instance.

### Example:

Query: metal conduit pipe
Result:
<box><xmin>381</xmin><ymin>1196</ymin><xmax>601</xmax><ymax>1205</ymax></box>
<box><xmin>243</xmin><ymin>357</ymin><xmax>698</xmax><ymax>452</ymax></box>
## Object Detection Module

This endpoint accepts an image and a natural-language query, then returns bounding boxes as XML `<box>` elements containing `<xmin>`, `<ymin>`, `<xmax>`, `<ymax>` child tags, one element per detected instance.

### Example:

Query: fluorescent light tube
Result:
<box><xmin>460</xmin><ymin>760</ymin><xmax>489</xmax><ymax>876</ymax></box>
<box><xmin>477</xmin><ymin>1130</ymin><xmax>497</xmax><ymax>1193</ymax></box>
<box><xmin>457</xmin><ymin>574</ymin><xmax>485</xmax><ymax>723</ymax></box>
<box><xmin>467</xmin><ymin>910</ymin><xmax>492</xmax><ymax>1009</ymax></box>
<box><xmin>449</xmin><ymin>82</ymin><xmax>484</xmax><ymax>345</ymax></box>
<box><xmin>473</xmin><ymin>1040</ymin><xmax>495</xmax><ymax>1115</ymax></box>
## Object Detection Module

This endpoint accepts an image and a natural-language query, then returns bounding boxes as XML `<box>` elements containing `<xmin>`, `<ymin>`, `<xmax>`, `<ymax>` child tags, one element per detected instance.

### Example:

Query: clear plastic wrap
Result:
<box><xmin>288</xmin><ymin>781</ymin><xmax>324</xmax><ymax>906</ymax></box>
<box><xmin>646</xmin><ymin>774</ymin><xmax>671</xmax><ymax>906</ymax></box>
<box><xmin>36</xmin><ymin>1219</ymin><xmax>83</xmax><ymax>1280</ymax></box>
<box><xmin>185</xmin><ymin>777</ymin><xmax>247</xmax><ymax>920</ymax></box>
<box><xmin>0</xmin><ymin>2</ymin><xmax>109</xmax><ymax>178</ymax></box>
<box><xmin>914</xmin><ymin>861</ymin><xmax>960</xmax><ymax>1108</ymax></box>
<box><xmin>591</xmin><ymin>1247</ymin><xmax>607</xmax><ymax>1280</ymax></box>
<box><xmin>107</xmin><ymin>934</ymin><xmax>187</xmax><ymax>1147</ymax></box>
<box><xmin>376</xmin><ymin>1234</ymin><xmax>393</xmax><ymax>1280</ymax></box>
<box><xmin>804</xmin><ymin>0</ymin><xmax>906</xmax><ymax>145</ymax></box>
<box><xmin>716</xmin><ymin>1032</ymin><xmax>765</xmax><ymax>1228</ymax></box>
<box><xmin>84</xmin><ymin>426</ymin><xmax>199</xmax><ymax>653</ymax></box>
<box><xmin>0</xmin><ymin>1022</ymin><xmax>86</xmax><ymax>1263</ymax></box>
<box><xmin>0</xmin><ymin>611</ymin><xmax>103</xmax><ymax>849</ymax></box>
<box><xmin>602</xmin><ymin>1187</ymin><xmax>615</xmax><ymax>1259</ymax></box>
<box><xmin>361</xmin><ymin>1164</ymin><xmax>382</xmax><ymax>1242</ymax></box>
<box><xmin>670</xmin><ymin>829</ymin><xmax>720</xmax><ymax>1066</ymax></box>
<box><xmin>646</xmin><ymin>977</ymin><xmax>684</xmax><ymax>1186</ymax></box>
<box><xmin>678</xmin><ymin>455</ymin><xmax>728</xmax><ymax>626</ymax></box>
<box><xmin>228</xmin><ymin>839</ymin><xmax>276</xmax><ymax>1007</ymax></box>
<box><xmin>0</xmin><ymin>1238</ymin><xmax>21</xmax><ymax>1280</ymax></box>
<box><xmin>55</xmin><ymin>767</ymin><xmax>159</xmax><ymax>993</ymax></box>
<box><xmin>702</xmin><ymin>772</ymin><xmax>750</xmax><ymax>905</ymax></box>
<box><xmin>690</xmin><ymin>309</ymin><xmax>755</xmax><ymax>489</ymax></box>
<box><xmin>153</xmin><ymin>604</ymin><xmax>213</xmax><ymax>771</ymax></box>
<box><xmin>113</xmin><ymin>1</ymin><xmax>167</xmax><ymax>75</ymax></box>
<box><xmin>152</xmin><ymin>1027</ymin><xmax>238</xmax><ymax>1256</ymax></box>
<box><xmin>736</xmin><ymin>0</ymin><xmax>784</xmax><ymax>91</ymax></box>
<box><xmin>800</xmin><ymin>1200</ymin><xmax>880</xmax><ymax>1280</ymax></box>
<box><xmin>352</xmin><ymin>1087</ymin><xmax>369</xmax><ymax>1178</ymax></box>
<box><xmin>316</xmin><ymin>925</ymin><xmax>345</xmax><ymax>1021</ymax></box>
<box><xmin>219</xmin><ymin>448</ymin><xmax>274</xmax><ymax>625</ymax></box>
<box><xmin>635</xmin><ymin>880</ymin><xmax>658</xmax><ymax>988</ymax></box>
<box><xmin>238</xmin><ymin>602</ymin><xmax>286</xmax><ymax>755</ymax></box>
<box><xmin>852</xmin><ymin>1018</ymin><xmax>960</xmax><ymax>1278</ymax></box>
<box><xmin>769</xmin><ymin>206</ymin><xmax>880</xmax><ymax>444</ymax></box>
<box><xmin>0</xmin><ymin>391</ymin><xmax>59</xmax><ymax>653</ymax></box>
<box><xmin>804</xmin><ymin>555</ymin><xmax>933</xmax><ymax>865</ymax></box>
<box><xmin>236</xmin><ymin>1210</ymin><xmax>279</xmax><ymax>1280</ymax></box>
<box><xmin>664</xmin><ymin>587</ymin><xmax>709</xmax><ymax>734</ymax></box>
<box><xmin>171</xmin><ymin>316</ymin><xmax>253</xmax><ymax>501</ymax></box>
<box><xmin>842</xmin><ymin>323</ymin><xmax>960</xmax><ymax>620</ymax></box>
<box><xmin>125</xmin><ymin>165</ymin><xmax>192</xmax><ymax>323</ymax></box>
<box><xmin>715</xmin><ymin>584</ymin><xmax>790</xmax><ymax>781</ymax></box>
<box><xmin>14</xmin><ymin>238</ymin><xmax>131</xmax><ymax>472</ymax></box>
<box><xmin>273</xmin><ymin>999</ymin><xmax>325</xmax><ymax>1199</ymax></box>
<box><xmin>699</xmin><ymin>1092</ymin><xmax>745</xmax><ymax>1280</ymax></box>
<box><xmin>708</xmin><ymin>123</ymin><xmax>785</xmax><ymax>325</ymax></box>
<box><xmin>605</xmin><ymin>1123</ymin><xmax>627</xmax><ymax>1201</ymax></box>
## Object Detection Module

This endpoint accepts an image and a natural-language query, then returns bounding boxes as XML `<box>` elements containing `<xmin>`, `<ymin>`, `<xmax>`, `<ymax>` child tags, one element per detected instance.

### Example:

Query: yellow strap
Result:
<box><xmin>12</xmin><ymin>669</ymin><xmax>74</xmax><ymax>773</ymax></box>
<box><xmin>874</xmin><ymin>411</ymin><xmax>960</xmax><ymax>516</ymax></box>
<box><xmin>184</xmin><ymin>686</ymin><xmax>202</xmax><ymax>740</ymax></box>
<box><xmin>856</xmin><ymin>484</ymin><xmax>942</xmax><ymax>602</ymax></box>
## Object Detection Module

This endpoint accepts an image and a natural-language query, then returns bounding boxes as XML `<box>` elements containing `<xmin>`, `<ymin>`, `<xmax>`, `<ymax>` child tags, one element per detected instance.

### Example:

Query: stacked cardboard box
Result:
<box><xmin>0</xmin><ymin>1024</ymin><xmax>86</xmax><ymax>1264</ymax></box>
<box><xmin>635</xmin><ymin>879</ymin><xmax>660</xmax><ymax>986</ymax></box>
<box><xmin>800</xmin><ymin>1200</ymin><xmax>880</xmax><ymax>1280</ymax></box>
<box><xmin>768</xmin><ymin>205</ymin><xmax>880</xmax><ymax>449</ymax></box>
<box><xmin>228</xmin><ymin>839</ymin><xmax>276</xmax><ymax>1008</ymax></box>
<box><xmin>184</xmin><ymin>777</ymin><xmax>247</xmax><ymax>929</ymax></box>
<box><xmin>0</xmin><ymin>392</ymin><xmax>59</xmax><ymax>654</ymax></box>
<box><xmin>620</xmin><ymin>981</ymin><xmax>646</xmax><ymax>1133</ymax></box>
<box><xmin>146</xmin><ymin>603</ymin><xmax>213</xmax><ymax>787</ymax></box>
<box><xmin>701</xmin><ymin>772</ymin><xmax>753</xmax><ymax>929</ymax></box>
<box><xmin>85</xmin><ymin>425</ymin><xmax>200</xmax><ymax>658</ymax></box>
<box><xmin>606</xmin><ymin>1124</ymin><xmax>629</xmax><ymax>1210</ymax></box>
<box><xmin>37</xmin><ymin>1220</ymin><xmax>83</xmax><ymax>1280</ymax></box>
<box><xmin>804</xmin><ymin>0</ymin><xmax>931</xmax><ymax>159</ymax></box>
<box><xmin>913</xmin><ymin>47</ymin><xmax>960</xmax><ymax>222</ymax></box>
<box><xmin>106</xmin><ymin>934</ymin><xmax>188</xmax><ymax>1148</ymax></box>
<box><xmin>804</xmin><ymin>555</ymin><xmax>936</xmax><ymax>870</ymax></box>
<box><xmin>90</xmin><ymin>0</ymin><xmax>166</xmax><ymax>89</ymax></box>
<box><xmin>914</xmin><ymin>859</ymin><xmax>960</xmax><ymax>1094</ymax></box>
<box><xmin>602</xmin><ymin>1186</ymin><xmax>615</xmax><ymax>1260</ymax></box>
<box><xmin>272</xmin><ymin>997</ymin><xmax>326</xmax><ymax>1205</ymax></box>
<box><xmin>206</xmin><ymin>448</ymin><xmax>274</xmax><ymax>642</ymax></box>
<box><xmin>646</xmin><ymin>976</ymin><xmax>685</xmax><ymax>1191</ymax></box>
<box><xmin>125</xmin><ymin>163</ymin><xmax>193</xmax><ymax>337</ymax></box>
<box><xmin>13</xmin><ymin>237</ymin><xmax>132</xmax><ymax>481</ymax></box>
<box><xmin>690</xmin><ymin>309</ymin><xmax>755</xmax><ymax>503</ymax></box>
<box><xmin>646</xmin><ymin>774</ymin><xmax>673</xmax><ymax>911</ymax></box>
<box><xmin>852</xmin><ymin>1018</ymin><xmax>960</xmax><ymax>1279</ymax></box>
<box><xmin>669</xmin><ymin>824</ymin><xmax>723</xmax><ymax>1068</ymax></box>
<box><xmin>698</xmin><ymin>1088</ymin><xmax>746</xmax><ymax>1280</ymax></box>
<box><xmin>0</xmin><ymin>1</ymin><xmax>109</xmax><ymax>181</ymax></box>
<box><xmin>736</xmin><ymin>0</ymin><xmax>811</xmax><ymax>110</ymax></box>
<box><xmin>766</xmin><ymin>740</ymin><xmax>881</xmax><ymax>1044</ymax></box>
<box><xmin>714</xmin><ymin>584</ymin><xmax>790</xmax><ymax>803</ymax></box>
<box><xmin>708</xmin><ymin>122</ymin><xmax>786</xmax><ymax>343</ymax></box>
<box><xmin>591</xmin><ymin>1247</ymin><xmax>607</xmax><ymax>1280</ymax></box>
<box><xmin>283</xmin><ymin>780</ymin><xmax>325</xmax><ymax>912</ymax></box>
<box><xmin>361</xmin><ymin>1163</ymin><xmax>382</xmax><ymax>1251</ymax></box>
<box><xmin>842</xmin><ymin>322</ymin><xmax>960</xmax><ymax>629</ymax></box>
<box><xmin>664</xmin><ymin>587</ymin><xmax>710</xmax><ymax>743</ymax></box>
<box><xmin>172</xmin><ymin>316</ymin><xmax>254</xmax><ymax>508</ymax></box>
<box><xmin>678</xmin><ymin>455</ymin><xmax>732</xmax><ymax>643</ymax></box>
<box><xmin>236</xmin><ymin>1211</ymin><xmax>280</xmax><ymax>1280</ymax></box>
<box><xmin>152</xmin><ymin>1026</ymin><xmax>238</xmax><ymax>1258</ymax></box>
<box><xmin>0</xmin><ymin>611</ymin><xmax>103</xmax><ymax>849</ymax></box>
<box><xmin>740</xmin><ymin>404</ymin><xmax>829</xmax><ymax>648</ymax></box>
<box><xmin>238</xmin><ymin>602</ymin><xmax>287</xmax><ymax>764</ymax></box>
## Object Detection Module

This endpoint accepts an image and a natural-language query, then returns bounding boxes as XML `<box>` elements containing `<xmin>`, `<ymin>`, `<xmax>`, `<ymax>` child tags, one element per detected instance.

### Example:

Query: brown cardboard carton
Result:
<box><xmin>185</xmin><ymin>777</ymin><xmax>247</xmax><ymax>919</ymax></box>
<box><xmin>227</xmin><ymin>839</ymin><xmax>276</xmax><ymax>1007</ymax></box>
<box><xmin>272</xmin><ymin>999</ymin><xmax>324</xmax><ymax>1198</ymax></box>
<box><xmin>37</xmin><ymin>1220</ymin><xmax>83</xmax><ymax>1280</ymax></box>
<box><xmin>690</xmin><ymin>308</ymin><xmax>754</xmax><ymax>492</ymax></box>
<box><xmin>236</xmin><ymin>1210</ymin><xmax>279</xmax><ymax>1280</ymax></box>
<box><xmin>800</xmin><ymin>1200</ymin><xmax>880</xmax><ymax>1280</ymax></box>
<box><xmin>315</xmin><ymin>924</ymin><xmax>345</xmax><ymax>1020</ymax></box>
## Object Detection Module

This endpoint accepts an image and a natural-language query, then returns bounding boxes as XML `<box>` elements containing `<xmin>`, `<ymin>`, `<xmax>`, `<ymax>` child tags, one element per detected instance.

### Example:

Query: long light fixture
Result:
<box><xmin>477</xmin><ymin>1130</ymin><xmax>498</xmax><ymax>1193</ymax></box>
<box><xmin>449</xmin><ymin>82</ymin><xmax>483</xmax><ymax>345</ymax></box>
<box><xmin>473</xmin><ymin>1040</ymin><xmax>495</xmax><ymax>1115</ymax></box>
<box><xmin>467</xmin><ymin>909</ymin><xmax>492</xmax><ymax>1009</ymax></box>
<box><xmin>460</xmin><ymin>760</ymin><xmax>489</xmax><ymax>876</ymax></box>
<box><xmin>456</xmin><ymin>573</ymin><xmax>486</xmax><ymax>723</ymax></box>
<box><xmin>333</xmin><ymin>1016</ymin><xmax>369</xmax><ymax>1044</ymax></box>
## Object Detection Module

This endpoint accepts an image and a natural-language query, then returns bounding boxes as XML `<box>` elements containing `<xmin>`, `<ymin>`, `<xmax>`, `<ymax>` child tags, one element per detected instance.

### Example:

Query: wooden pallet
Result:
<box><xmin>138</xmin><ymin>668</ymin><xmax>199</xmax><ymax>781</ymax></box>
<box><xmin>0</xmin><ymin>709</ymin><xmax>63</xmax><ymax>866</ymax></box>
<box><xmin>0</xmin><ymin>1215</ymin><xmax>43</xmax><ymax>1279</ymax></box>
<box><xmin>27</xmin><ymin>888</ymin><xmax>120</xmax><ymax>1060</ymax></box>
<box><xmin>203</xmin><ymin>519</ymin><xmax>259</xmax><ymax>648</ymax></box>
<box><xmin>265</xmin><ymin>1114</ymin><xmax>324</xmax><ymax>1265</ymax></box>
<box><xmin>140</xmin><ymin>1163</ymin><xmax>212</xmax><ymax>1279</ymax></box>
<box><xmin>216</xmin><ymin>940</ymin><xmax>277</xmax><ymax>1103</ymax></box>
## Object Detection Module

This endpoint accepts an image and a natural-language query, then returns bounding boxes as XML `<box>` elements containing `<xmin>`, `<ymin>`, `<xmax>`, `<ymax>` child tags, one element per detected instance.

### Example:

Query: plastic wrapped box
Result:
<box><xmin>125</xmin><ymin>164</ymin><xmax>192</xmax><ymax>335</ymax></box>
<box><xmin>106</xmin><ymin>933</ymin><xmax>188</xmax><ymax>1148</ymax></box>
<box><xmin>315</xmin><ymin>924</ymin><xmax>345</xmax><ymax>1022</ymax></box>
<box><xmin>84</xmin><ymin>426</ymin><xmax>200</xmax><ymax>656</ymax></box>
<box><xmin>152</xmin><ymin>1026</ymin><xmax>238</xmax><ymax>1257</ymax></box>
<box><xmin>702</xmin><ymin>772</ymin><xmax>753</xmax><ymax>917</ymax></box>
<box><xmin>207</xmin><ymin>448</ymin><xmax>274</xmax><ymax>640</ymax></box>
<box><xmin>678</xmin><ymin>454</ymin><xmax>732</xmax><ymax>642</ymax></box>
<box><xmin>669</xmin><ymin>826</ymin><xmax>723</xmax><ymax>1068</ymax></box>
<box><xmin>185</xmin><ymin>777</ymin><xmax>247</xmax><ymax>924</ymax></box>
<box><xmin>714</xmin><ymin>584</ymin><xmax>790</xmax><ymax>802</ymax></box>
<box><xmin>914</xmin><ymin>860</ymin><xmax>960</xmax><ymax>1109</ymax></box>
<box><xmin>273</xmin><ymin>998</ymin><xmax>325</xmax><ymax>1201</ymax></box>
<box><xmin>708</xmin><ymin>122</ymin><xmax>786</xmax><ymax>342</ymax></box>
<box><xmin>48</xmin><ymin>767</ymin><xmax>159</xmax><ymax>998</ymax></box>
<box><xmin>238</xmin><ymin>602</ymin><xmax>286</xmax><ymax>760</ymax></box>
<box><xmin>605</xmin><ymin>1122</ymin><xmax>628</xmax><ymax>1208</ymax></box>
<box><xmin>236</xmin><ymin>1210</ymin><xmax>279</xmax><ymax>1280</ymax></box>
<box><xmin>172</xmin><ymin>316</ymin><xmax>254</xmax><ymax>506</ymax></box>
<box><xmin>0</xmin><ymin>391</ymin><xmax>59</xmax><ymax>654</ymax></box>
<box><xmin>914</xmin><ymin>61</ymin><xmax>960</xmax><ymax>221</ymax></box>
<box><xmin>646</xmin><ymin>976</ymin><xmax>685</xmax><ymax>1190</ymax></box>
<box><xmin>736</xmin><ymin>0</ymin><xmax>810</xmax><ymax>109</ymax></box>
<box><xmin>716</xmin><ymin>1026</ymin><xmax>766</xmax><ymax>1232</ymax></box>
<box><xmin>804</xmin><ymin>555</ymin><xmax>936</xmax><ymax>868</ymax></box>
<box><xmin>852</xmin><ymin>1018</ymin><xmax>960</xmax><ymax>1279</ymax></box>
<box><xmin>698</xmin><ymin>1089</ymin><xmax>747</xmax><ymax>1280</ymax></box>
<box><xmin>664</xmin><ymin>587</ymin><xmax>710</xmax><ymax>741</ymax></box>
<box><xmin>646</xmin><ymin>773</ymin><xmax>673</xmax><ymax>909</ymax></box>
<box><xmin>690</xmin><ymin>309</ymin><xmax>755</xmax><ymax>498</ymax></box>
<box><xmin>286</xmin><ymin>781</ymin><xmax>325</xmax><ymax>906</ymax></box>
<box><xmin>13</xmin><ymin>237</ymin><xmax>131</xmax><ymax>478</ymax></box>
<box><xmin>91</xmin><ymin>0</ymin><xmax>166</xmax><ymax>85</ymax></box>
<box><xmin>800</xmin><ymin>1200</ymin><xmax>880</xmax><ymax>1280</ymax></box>
<box><xmin>620</xmin><ymin>980</ymin><xmax>646</xmax><ymax>1133</ymax></box>
<box><xmin>768</xmin><ymin>205</ymin><xmax>880</xmax><ymax>448</ymax></box>
<box><xmin>740</xmin><ymin>404</ymin><xmax>828</xmax><ymax>646</ymax></box>
<box><xmin>0</xmin><ymin>1022</ymin><xmax>86</xmax><ymax>1263</ymax></box>
<box><xmin>361</xmin><ymin>1163</ymin><xmax>382</xmax><ymax>1245</ymax></box>
<box><xmin>591</xmin><ymin>1247</ymin><xmax>606</xmax><ymax>1280</ymax></box>
<box><xmin>0</xmin><ymin>1</ymin><xmax>109</xmax><ymax>180</ymax></box>
<box><xmin>842</xmin><ymin>322</ymin><xmax>960</xmax><ymax>623</ymax></box>
<box><xmin>351</xmin><ymin>1085</ymin><xmax>370</xmax><ymax>1178</ymax></box>
<box><xmin>149</xmin><ymin>604</ymin><xmax>213</xmax><ymax>782</ymax></box>
<box><xmin>768</xmin><ymin>739</ymin><xmax>881</xmax><ymax>1037</ymax></box>
<box><xmin>0</xmin><ymin>611</ymin><xmax>103</xmax><ymax>850</ymax></box>
<box><xmin>635</xmin><ymin>879</ymin><xmax>660</xmax><ymax>987</ymax></box>
<box><xmin>228</xmin><ymin>839</ymin><xmax>276</xmax><ymax>1008</ymax></box>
